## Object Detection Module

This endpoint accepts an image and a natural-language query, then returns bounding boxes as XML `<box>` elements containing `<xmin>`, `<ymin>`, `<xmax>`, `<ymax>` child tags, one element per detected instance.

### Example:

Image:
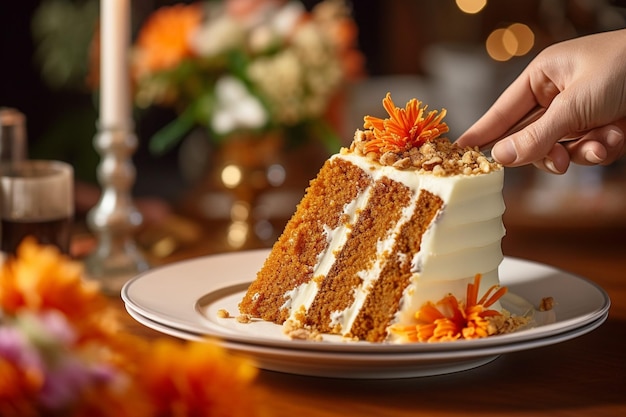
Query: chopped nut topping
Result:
<box><xmin>349</xmin><ymin>131</ymin><xmax>501</xmax><ymax>176</ymax></box>
<box><xmin>236</xmin><ymin>314</ymin><xmax>252</xmax><ymax>323</ymax></box>
<box><xmin>283</xmin><ymin>319</ymin><xmax>324</xmax><ymax>341</ymax></box>
<box><xmin>487</xmin><ymin>310</ymin><xmax>531</xmax><ymax>335</ymax></box>
<box><xmin>539</xmin><ymin>297</ymin><xmax>555</xmax><ymax>311</ymax></box>
<box><xmin>216</xmin><ymin>309</ymin><xmax>230</xmax><ymax>318</ymax></box>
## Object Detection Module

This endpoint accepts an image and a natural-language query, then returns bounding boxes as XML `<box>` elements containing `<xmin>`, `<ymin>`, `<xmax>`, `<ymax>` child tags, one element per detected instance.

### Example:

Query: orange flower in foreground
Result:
<box><xmin>391</xmin><ymin>274</ymin><xmax>507</xmax><ymax>342</ymax></box>
<box><xmin>0</xmin><ymin>238</ymin><xmax>108</xmax><ymax>328</ymax></box>
<box><xmin>0</xmin><ymin>359</ymin><xmax>41</xmax><ymax>417</ymax></box>
<box><xmin>141</xmin><ymin>339</ymin><xmax>260</xmax><ymax>417</ymax></box>
<box><xmin>363</xmin><ymin>93</ymin><xmax>449</xmax><ymax>155</ymax></box>
<box><xmin>133</xmin><ymin>3</ymin><xmax>203</xmax><ymax>78</ymax></box>
<box><xmin>0</xmin><ymin>240</ymin><xmax>260</xmax><ymax>416</ymax></box>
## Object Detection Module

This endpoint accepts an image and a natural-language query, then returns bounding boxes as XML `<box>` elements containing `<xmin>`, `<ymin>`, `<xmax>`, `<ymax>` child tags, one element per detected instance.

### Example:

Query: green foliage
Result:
<box><xmin>32</xmin><ymin>0</ymin><xmax>98</xmax><ymax>91</ymax></box>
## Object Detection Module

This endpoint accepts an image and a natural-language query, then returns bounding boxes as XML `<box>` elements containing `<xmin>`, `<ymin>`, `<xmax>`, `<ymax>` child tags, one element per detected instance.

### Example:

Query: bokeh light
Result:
<box><xmin>227</xmin><ymin>221</ymin><xmax>249</xmax><ymax>248</ymax></box>
<box><xmin>486</xmin><ymin>28</ymin><xmax>512</xmax><ymax>61</ymax></box>
<box><xmin>486</xmin><ymin>23</ymin><xmax>535</xmax><ymax>61</ymax></box>
<box><xmin>221</xmin><ymin>164</ymin><xmax>243</xmax><ymax>188</ymax></box>
<box><xmin>507</xmin><ymin>23</ymin><xmax>535</xmax><ymax>56</ymax></box>
<box><xmin>456</xmin><ymin>0</ymin><xmax>487</xmax><ymax>14</ymax></box>
<box><xmin>501</xmin><ymin>28</ymin><xmax>519</xmax><ymax>56</ymax></box>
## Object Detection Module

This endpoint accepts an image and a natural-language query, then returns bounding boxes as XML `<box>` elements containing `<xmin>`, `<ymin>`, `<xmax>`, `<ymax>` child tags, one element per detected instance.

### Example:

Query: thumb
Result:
<box><xmin>491</xmin><ymin>97</ymin><xmax>575</xmax><ymax>166</ymax></box>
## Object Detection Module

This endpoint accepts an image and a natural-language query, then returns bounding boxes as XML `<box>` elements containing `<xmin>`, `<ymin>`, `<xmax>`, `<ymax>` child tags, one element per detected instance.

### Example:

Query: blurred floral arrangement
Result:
<box><xmin>31</xmin><ymin>0</ymin><xmax>364</xmax><ymax>155</ymax></box>
<box><xmin>0</xmin><ymin>239</ymin><xmax>259</xmax><ymax>417</ymax></box>
<box><xmin>130</xmin><ymin>0</ymin><xmax>364</xmax><ymax>154</ymax></box>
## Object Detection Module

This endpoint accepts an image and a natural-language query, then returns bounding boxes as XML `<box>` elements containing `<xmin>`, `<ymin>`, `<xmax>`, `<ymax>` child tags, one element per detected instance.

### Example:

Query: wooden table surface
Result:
<box><xmin>112</xmin><ymin>197</ymin><xmax>626</xmax><ymax>417</ymax></box>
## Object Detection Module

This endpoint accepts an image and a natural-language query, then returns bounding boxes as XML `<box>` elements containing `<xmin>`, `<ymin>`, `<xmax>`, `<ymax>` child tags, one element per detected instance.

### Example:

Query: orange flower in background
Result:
<box><xmin>314</xmin><ymin>0</ymin><xmax>365</xmax><ymax>80</ymax></box>
<box><xmin>363</xmin><ymin>93</ymin><xmax>449</xmax><ymax>155</ymax></box>
<box><xmin>133</xmin><ymin>3</ymin><xmax>203</xmax><ymax>79</ymax></box>
<box><xmin>390</xmin><ymin>274</ymin><xmax>508</xmax><ymax>343</ymax></box>
<box><xmin>226</xmin><ymin>0</ymin><xmax>286</xmax><ymax>20</ymax></box>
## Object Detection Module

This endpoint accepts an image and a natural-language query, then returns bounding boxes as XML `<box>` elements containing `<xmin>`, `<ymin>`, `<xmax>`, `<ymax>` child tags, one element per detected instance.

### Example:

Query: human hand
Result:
<box><xmin>456</xmin><ymin>29</ymin><xmax>626</xmax><ymax>174</ymax></box>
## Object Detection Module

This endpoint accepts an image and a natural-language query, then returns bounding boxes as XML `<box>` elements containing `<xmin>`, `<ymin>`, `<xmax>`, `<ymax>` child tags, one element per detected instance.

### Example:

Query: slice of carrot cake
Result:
<box><xmin>239</xmin><ymin>93</ymin><xmax>508</xmax><ymax>342</ymax></box>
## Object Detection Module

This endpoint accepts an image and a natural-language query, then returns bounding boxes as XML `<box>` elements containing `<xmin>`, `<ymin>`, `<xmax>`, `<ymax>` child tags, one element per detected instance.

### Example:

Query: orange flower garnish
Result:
<box><xmin>390</xmin><ymin>274</ymin><xmax>507</xmax><ymax>342</ymax></box>
<box><xmin>133</xmin><ymin>4</ymin><xmax>203</xmax><ymax>79</ymax></box>
<box><xmin>362</xmin><ymin>93</ymin><xmax>449</xmax><ymax>155</ymax></box>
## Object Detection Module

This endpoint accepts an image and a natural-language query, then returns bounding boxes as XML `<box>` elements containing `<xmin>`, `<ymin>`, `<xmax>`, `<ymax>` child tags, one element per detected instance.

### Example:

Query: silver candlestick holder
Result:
<box><xmin>85</xmin><ymin>125</ymin><xmax>149</xmax><ymax>294</ymax></box>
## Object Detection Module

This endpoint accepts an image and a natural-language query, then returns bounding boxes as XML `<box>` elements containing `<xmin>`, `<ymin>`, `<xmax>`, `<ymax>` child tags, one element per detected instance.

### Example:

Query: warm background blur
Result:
<box><xmin>1</xmin><ymin>0</ymin><xmax>625</xmax><ymax>258</ymax></box>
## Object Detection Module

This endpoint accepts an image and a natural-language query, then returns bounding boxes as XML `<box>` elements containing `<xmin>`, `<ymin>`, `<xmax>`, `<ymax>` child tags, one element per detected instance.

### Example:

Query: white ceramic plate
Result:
<box><xmin>122</xmin><ymin>250</ymin><xmax>610</xmax><ymax>354</ymax></box>
<box><xmin>125</xmin><ymin>303</ymin><xmax>608</xmax><ymax>379</ymax></box>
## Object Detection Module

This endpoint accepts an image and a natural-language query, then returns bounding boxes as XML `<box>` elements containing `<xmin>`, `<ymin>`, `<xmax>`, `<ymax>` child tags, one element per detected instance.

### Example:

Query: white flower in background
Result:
<box><xmin>247</xmin><ymin>13</ymin><xmax>343</xmax><ymax>127</ymax></box>
<box><xmin>248</xmin><ymin>1</ymin><xmax>305</xmax><ymax>53</ymax></box>
<box><xmin>211</xmin><ymin>76</ymin><xmax>268</xmax><ymax>135</ymax></box>
<box><xmin>270</xmin><ymin>1</ymin><xmax>306</xmax><ymax>36</ymax></box>
<box><xmin>191</xmin><ymin>14</ymin><xmax>244</xmax><ymax>57</ymax></box>
<box><xmin>247</xmin><ymin>24</ymin><xmax>275</xmax><ymax>53</ymax></box>
<box><xmin>293</xmin><ymin>21</ymin><xmax>328</xmax><ymax>64</ymax></box>
<box><xmin>248</xmin><ymin>50</ymin><xmax>304</xmax><ymax>125</ymax></box>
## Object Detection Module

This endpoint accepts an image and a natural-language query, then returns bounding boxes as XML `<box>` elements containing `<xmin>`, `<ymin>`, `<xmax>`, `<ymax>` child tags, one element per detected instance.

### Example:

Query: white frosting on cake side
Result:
<box><xmin>283</xmin><ymin>152</ymin><xmax>505</xmax><ymax>341</ymax></box>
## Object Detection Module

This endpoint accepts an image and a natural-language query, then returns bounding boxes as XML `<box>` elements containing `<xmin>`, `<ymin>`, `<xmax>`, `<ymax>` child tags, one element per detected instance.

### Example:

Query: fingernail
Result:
<box><xmin>492</xmin><ymin>140</ymin><xmax>518</xmax><ymax>164</ymax></box>
<box><xmin>544</xmin><ymin>158</ymin><xmax>562</xmax><ymax>174</ymax></box>
<box><xmin>585</xmin><ymin>150</ymin><xmax>603</xmax><ymax>164</ymax></box>
<box><xmin>606</xmin><ymin>129</ymin><xmax>624</xmax><ymax>147</ymax></box>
